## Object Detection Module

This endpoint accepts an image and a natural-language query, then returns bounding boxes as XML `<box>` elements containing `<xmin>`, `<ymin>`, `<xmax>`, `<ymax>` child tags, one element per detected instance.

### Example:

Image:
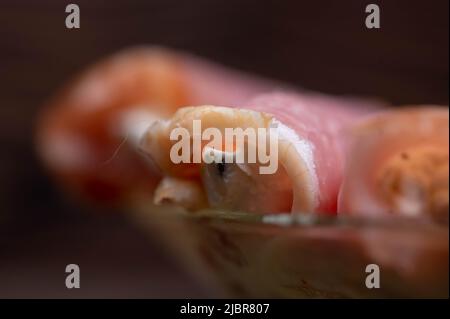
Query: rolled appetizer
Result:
<box><xmin>35</xmin><ymin>47</ymin><xmax>448</xmax><ymax>298</ymax></box>
<box><xmin>140</xmin><ymin>92</ymin><xmax>379</xmax><ymax>214</ymax></box>
<box><xmin>36</xmin><ymin>47</ymin><xmax>273</xmax><ymax>205</ymax></box>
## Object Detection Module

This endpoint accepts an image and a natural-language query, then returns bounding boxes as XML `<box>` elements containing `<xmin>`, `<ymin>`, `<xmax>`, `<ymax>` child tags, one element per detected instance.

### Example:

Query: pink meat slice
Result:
<box><xmin>246</xmin><ymin>92</ymin><xmax>378</xmax><ymax>213</ymax></box>
<box><xmin>180</xmin><ymin>55</ymin><xmax>278</xmax><ymax>107</ymax></box>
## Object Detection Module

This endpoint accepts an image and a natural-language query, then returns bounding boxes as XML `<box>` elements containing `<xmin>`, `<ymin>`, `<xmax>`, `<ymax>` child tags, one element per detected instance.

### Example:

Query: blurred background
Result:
<box><xmin>0</xmin><ymin>0</ymin><xmax>448</xmax><ymax>298</ymax></box>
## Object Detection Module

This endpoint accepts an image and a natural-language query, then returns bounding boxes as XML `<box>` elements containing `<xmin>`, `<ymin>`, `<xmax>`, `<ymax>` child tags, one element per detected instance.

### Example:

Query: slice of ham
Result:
<box><xmin>246</xmin><ymin>93</ymin><xmax>378</xmax><ymax>213</ymax></box>
<box><xmin>338</xmin><ymin>107</ymin><xmax>449</xmax><ymax>223</ymax></box>
<box><xmin>36</xmin><ymin>47</ymin><xmax>273</xmax><ymax>205</ymax></box>
<box><xmin>141</xmin><ymin>92</ymin><xmax>381</xmax><ymax>214</ymax></box>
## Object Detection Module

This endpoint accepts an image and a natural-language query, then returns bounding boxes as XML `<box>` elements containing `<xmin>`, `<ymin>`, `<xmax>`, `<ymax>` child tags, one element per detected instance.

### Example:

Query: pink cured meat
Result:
<box><xmin>246</xmin><ymin>92</ymin><xmax>377</xmax><ymax>213</ymax></box>
<box><xmin>180</xmin><ymin>55</ymin><xmax>278</xmax><ymax>107</ymax></box>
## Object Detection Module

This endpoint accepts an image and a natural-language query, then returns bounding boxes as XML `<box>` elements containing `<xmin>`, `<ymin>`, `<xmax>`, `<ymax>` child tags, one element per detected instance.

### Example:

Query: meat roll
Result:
<box><xmin>36</xmin><ymin>47</ymin><xmax>273</xmax><ymax>205</ymax></box>
<box><xmin>141</xmin><ymin>92</ymin><xmax>380</xmax><ymax>214</ymax></box>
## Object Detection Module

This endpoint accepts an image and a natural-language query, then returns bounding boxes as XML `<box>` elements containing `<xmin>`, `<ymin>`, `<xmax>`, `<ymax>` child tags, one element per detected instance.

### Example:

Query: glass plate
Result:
<box><xmin>131</xmin><ymin>204</ymin><xmax>449</xmax><ymax>298</ymax></box>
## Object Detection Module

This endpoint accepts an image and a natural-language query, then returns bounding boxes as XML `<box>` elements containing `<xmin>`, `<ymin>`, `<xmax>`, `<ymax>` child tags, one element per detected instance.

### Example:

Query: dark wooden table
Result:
<box><xmin>0</xmin><ymin>0</ymin><xmax>448</xmax><ymax>298</ymax></box>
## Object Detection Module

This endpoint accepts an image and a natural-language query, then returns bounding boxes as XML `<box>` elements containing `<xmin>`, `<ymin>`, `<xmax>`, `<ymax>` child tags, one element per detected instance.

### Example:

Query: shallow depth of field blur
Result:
<box><xmin>0</xmin><ymin>0</ymin><xmax>448</xmax><ymax>297</ymax></box>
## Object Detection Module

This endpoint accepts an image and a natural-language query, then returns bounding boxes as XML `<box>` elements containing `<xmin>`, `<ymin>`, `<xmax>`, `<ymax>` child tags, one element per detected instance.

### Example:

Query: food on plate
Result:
<box><xmin>35</xmin><ymin>46</ymin><xmax>448</xmax><ymax>298</ymax></box>
<box><xmin>140</xmin><ymin>92</ymin><xmax>380</xmax><ymax>214</ymax></box>
<box><xmin>338</xmin><ymin>107</ymin><xmax>449</xmax><ymax>223</ymax></box>
<box><xmin>36</xmin><ymin>47</ymin><xmax>273</xmax><ymax>205</ymax></box>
